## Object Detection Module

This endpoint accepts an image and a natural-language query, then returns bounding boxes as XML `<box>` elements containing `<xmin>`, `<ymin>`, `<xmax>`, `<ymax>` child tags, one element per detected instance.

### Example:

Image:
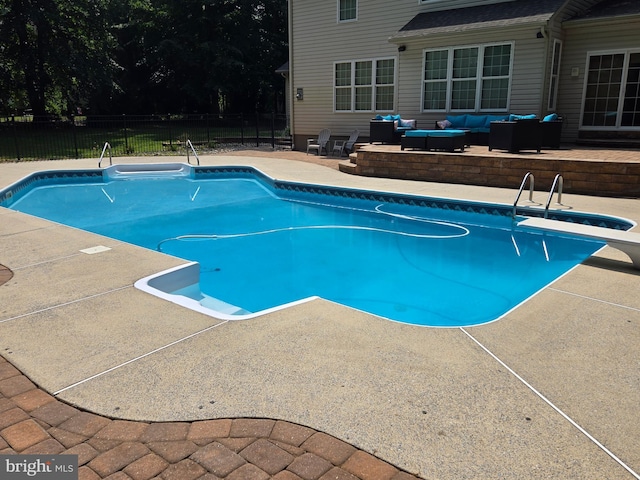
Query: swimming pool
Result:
<box><xmin>1</xmin><ymin>163</ymin><xmax>633</xmax><ymax>327</ymax></box>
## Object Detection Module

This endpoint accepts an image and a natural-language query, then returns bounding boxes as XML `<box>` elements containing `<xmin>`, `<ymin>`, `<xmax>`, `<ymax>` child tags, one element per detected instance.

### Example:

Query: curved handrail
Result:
<box><xmin>512</xmin><ymin>172</ymin><xmax>535</xmax><ymax>218</ymax></box>
<box><xmin>544</xmin><ymin>174</ymin><xmax>563</xmax><ymax>218</ymax></box>
<box><xmin>186</xmin><ymin>139</ymin><xmax>200</xmax><ymax>165</ymax></box>
<box><xmin>98</xmin><ymin>142</ymin><xmax>112</xmax><ymax>168</ymax></box>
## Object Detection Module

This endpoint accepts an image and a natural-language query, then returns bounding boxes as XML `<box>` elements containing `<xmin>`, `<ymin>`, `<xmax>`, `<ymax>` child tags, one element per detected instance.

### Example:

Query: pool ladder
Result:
<box><xmin>512</xmin><ymin>172</ymin><xmax>564</xmax><ymax>219</ymax></box>
<box><xmin>186</xmin><ymin>139</ymin><xmax>200</xmax><ymax>165</ymax></box>
<box><xmin>98</xmin><ymin>142</ymin><xmax>112</xmax><ymax>168</ymax></box>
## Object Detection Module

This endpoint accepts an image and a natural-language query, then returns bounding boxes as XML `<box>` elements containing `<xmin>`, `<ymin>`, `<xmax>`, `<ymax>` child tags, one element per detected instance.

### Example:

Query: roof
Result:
<box><xmin>565</xmin><ymin>0</ymin><xmax>640</xmax><ymax>23</ymax></box>
<box><xmin>391</xmin><ymin>0</ymin><xmax>566</xmax><ymax>40</ymax></box>
<box><xmin>275</xmin><ymin>61</ymin><xmax>289</xmax><ymax>75</ymax></box>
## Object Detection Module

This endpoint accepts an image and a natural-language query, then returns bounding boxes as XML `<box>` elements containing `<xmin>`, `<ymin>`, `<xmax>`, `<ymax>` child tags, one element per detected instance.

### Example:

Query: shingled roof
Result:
<box><xmin>391</xmin><ymin>0</ymin><xmax>566</xmax><ymax>40</ymax></box>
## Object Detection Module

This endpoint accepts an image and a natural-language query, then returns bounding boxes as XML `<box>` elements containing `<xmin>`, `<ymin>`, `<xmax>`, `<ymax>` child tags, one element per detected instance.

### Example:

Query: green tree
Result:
<box><xmin>109</xmin><ymin>0</ymin><xmax>288</xmax><ymax>114</ymax></box>
<box><xmin>0</xmin><ymin>0</ymin><xmax>115</xmax><ymax>117</ymax></box>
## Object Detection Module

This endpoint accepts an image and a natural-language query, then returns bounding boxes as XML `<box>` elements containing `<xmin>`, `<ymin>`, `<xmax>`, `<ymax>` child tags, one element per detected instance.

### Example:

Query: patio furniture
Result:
<box><xmin>307</xmin><ymin>129</ymin><xmax>331</xmax><ymax>155</ymax></box>
<box><xmin>540</xmin><ymin>114</ymin><xmax>564</xmax><ymax>149</ymax></box>
<box><xmin>488</xmin><ymin>119</ymin><xmax>542</xmax><ymax>153</ymax></box>
<box><xmin>436</xmin><ymin>114</ymin><xmax>509</xmax><ymax>145</ymax></box>
<box><xmin>332</xmin><ymin>129</ymin><xmax>360</xmax><ymax>157</ymax></box>
<box><xmin>401</xmin><ymin>129</ymin><xmax>466</xmax><ymax>152</ymax></box>
<box><xmin>370</xmin><ymin>116</ymin><xmax>416</xmax><ymax>144</ymax></box>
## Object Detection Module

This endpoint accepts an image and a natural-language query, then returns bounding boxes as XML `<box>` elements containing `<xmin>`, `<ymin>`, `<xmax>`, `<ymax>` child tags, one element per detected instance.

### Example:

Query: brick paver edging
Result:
<box><xmin>0</xmin><ymin>357</ymin><xmax>421</xmax><ymax>480</ymax></box>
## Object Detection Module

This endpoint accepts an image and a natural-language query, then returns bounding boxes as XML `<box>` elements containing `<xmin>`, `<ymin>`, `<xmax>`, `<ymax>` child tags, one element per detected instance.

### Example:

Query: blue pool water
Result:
<box><xmin>1</xmin><ymin>164</ymin><xmax>625</xmax><ymax>327</ymax></box>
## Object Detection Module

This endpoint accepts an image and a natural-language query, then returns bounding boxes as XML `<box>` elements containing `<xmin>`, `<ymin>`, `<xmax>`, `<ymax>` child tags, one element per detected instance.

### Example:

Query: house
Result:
<box><xmin>286</xmin><ymin>0</ymin><xmax>640</xmax><ymax>149</ymax></box>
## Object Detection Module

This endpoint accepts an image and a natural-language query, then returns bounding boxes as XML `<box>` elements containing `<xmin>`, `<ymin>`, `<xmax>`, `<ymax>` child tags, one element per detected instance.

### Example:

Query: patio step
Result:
<box><xmin>339</xmin><ymin>160</ymin><xmax>357</xmax><ymax>174</ymax></box>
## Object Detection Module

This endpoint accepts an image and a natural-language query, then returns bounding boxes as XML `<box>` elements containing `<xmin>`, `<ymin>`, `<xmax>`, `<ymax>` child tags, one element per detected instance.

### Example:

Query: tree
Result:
<box><xmin>109</xmin><ymin>0</ymin><xmax>288</xmax><ymax>114</ymax></box>
<box><xmin>0</xmin><ymin>0</ymin><xmax>115</xmax><ymax>117</ymax></box>
<box><xmin>0</xmin><ymin>0</ymin><xmax>289</xmax><ymax>116</ymax></box>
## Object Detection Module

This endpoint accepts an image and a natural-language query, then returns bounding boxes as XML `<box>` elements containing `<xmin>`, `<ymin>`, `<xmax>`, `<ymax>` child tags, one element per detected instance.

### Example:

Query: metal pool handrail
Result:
<box><xmin>98</xmin><ymin>142</ymin><xmax>112</xmax><ymax>168</ymax></box>
<box><xmin>544</xmin><ymin>174</ymin><xmax>564</xmax><ymax>218</ymax></box>
<box><xmin>186</xmin><ymin>139</ymin><xmax>200</xmax><ymax>165</ymax></box>
<box><xmin>512</xmin><ymin>172</ymin><xmax>535</xmax><ymax>218</ymax></box>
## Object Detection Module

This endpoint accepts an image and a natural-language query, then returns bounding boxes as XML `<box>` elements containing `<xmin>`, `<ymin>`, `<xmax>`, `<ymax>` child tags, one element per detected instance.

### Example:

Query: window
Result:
<box><xmin>582</xmin><ymin>51</ymin><xmax>640</xmax><ymax>128</ymax></box>
<box><xmin>334</xmin><ymin>58</ymin><xmax>395</xmax><ymax>112</ymax></box>
<box><xmin>423</xmin><ymin>43</ymin><xmax>512</xmax><ymax>112</ymax></box>
<box><xmin>548</xmin><ymin>40</ymin><xmax>562</xmax><ymax>110</ymax></box>
<box><xmin>338</xmin><ymin>0</ymin><xmax>357</xmax><ymax>22</ymax></box>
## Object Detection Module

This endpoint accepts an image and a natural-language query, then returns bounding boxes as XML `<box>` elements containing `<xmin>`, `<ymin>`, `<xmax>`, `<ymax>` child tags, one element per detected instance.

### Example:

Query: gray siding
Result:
<box><xmin>558</xmin><ymin>16</ymin><xmax>640</xmax><ymax>141</ymax></box>
<box><xmin>290</xmin><ymin>0</ymin><xmax>419</xmax><ymax>144</ymax></box>
<box><xmin>290</xmin><ymin>0</ymin><xmax>551</xmax><ymax>145</ymax></box>
<box><xmin>289</xmin><ymin>0</ymin><xmax>639</xmax><ymax>147</ymax></box>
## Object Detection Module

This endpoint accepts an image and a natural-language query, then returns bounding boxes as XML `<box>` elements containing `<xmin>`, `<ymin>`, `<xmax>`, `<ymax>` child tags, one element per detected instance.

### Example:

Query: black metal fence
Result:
<box><xmin>0</xmin><ymin>113</ymin><xmax>290</xmax><ymax>162</ymax></box>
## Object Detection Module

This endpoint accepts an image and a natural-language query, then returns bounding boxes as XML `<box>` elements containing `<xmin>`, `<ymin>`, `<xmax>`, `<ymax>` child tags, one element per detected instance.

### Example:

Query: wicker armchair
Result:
<box><xmin>488</xmin><ymin>119</ymin><xmax>542</xmax><ymax>153</ymax></box>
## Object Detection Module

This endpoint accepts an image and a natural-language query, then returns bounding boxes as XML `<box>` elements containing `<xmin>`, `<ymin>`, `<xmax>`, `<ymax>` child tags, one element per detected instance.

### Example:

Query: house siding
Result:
<box><xmin>290</xmin><ymin>0</ymin><xmax>417</xmax><ymax>146</ymax></box>
<box><xmin>290</xmin><ymin>0</ymin><xmax>554</xmax><ymax>147</ymax></box>
<box><xmin>290</xmin><ymin>0</ymin><xmax>640</xmax><ymax>149</ymax></box>
<box><xmin>558</xmin><ymin>16</ymin><xmax>640</xmax><ymax>141</ymax></box>
<box><xmin>418</xmin><ymin>0</ymin><xmax>514</xmax><ymax>12</ymax></box>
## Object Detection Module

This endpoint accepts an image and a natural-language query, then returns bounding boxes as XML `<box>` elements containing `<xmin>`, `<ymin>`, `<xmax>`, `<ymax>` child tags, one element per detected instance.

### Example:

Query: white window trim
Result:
<box><xmin>333</xmin><ymin>57</ymin><xmax>397</xmax><ymax>113</ymax></box>
<box><xmin>421</xmin><ymin>42</ymin><xmax>514</xmax><ymax>113</ymax></box>
<box><xmin>337</xmin><ymin>0</ymin><xmax>358</xmax><ymax>23</ymax></box>
<box><xmin>579</xmin><ymin>48</ymin><xmax>640</xmax><ymax>130</ymax></box>
<box><xmin>548</xmin><ymin>39</ymin><xmax>562</xmax><ymax>111</ymax></box>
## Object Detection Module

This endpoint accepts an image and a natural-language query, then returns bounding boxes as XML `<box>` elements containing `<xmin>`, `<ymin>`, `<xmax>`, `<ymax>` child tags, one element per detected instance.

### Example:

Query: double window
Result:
<box><xmin>334</xmin><ymin>58</ymin><xmax>395</xmax><ymax>112</ymax></box>
<box><xmin>422</xmin><ymin>43</ymin><xmax>513</xmax><ymax>112</ymax></box>
<box><xmin>338</xmin><ymin>0</ymin><xmax>357</xmax><ymax>22</ymax></box>
<box><xmin>582</xmin><ymin>50</ymin><xmax>640</xmax><ymax>128</ymax></box>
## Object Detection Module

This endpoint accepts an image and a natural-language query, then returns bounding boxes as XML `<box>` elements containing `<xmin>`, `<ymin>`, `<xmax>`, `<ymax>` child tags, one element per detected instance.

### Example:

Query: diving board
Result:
<box><xmin>518</xmin><ymin>217</ymin><xmax>640</xmax><ymax>269</ymax></box>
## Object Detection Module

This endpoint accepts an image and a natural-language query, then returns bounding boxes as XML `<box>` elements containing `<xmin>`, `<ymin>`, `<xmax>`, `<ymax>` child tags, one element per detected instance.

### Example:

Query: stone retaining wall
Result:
<box><xmin>341</xmin><ymin>150</ymin><xmax>640</xmax><ymax>197</ymax></box>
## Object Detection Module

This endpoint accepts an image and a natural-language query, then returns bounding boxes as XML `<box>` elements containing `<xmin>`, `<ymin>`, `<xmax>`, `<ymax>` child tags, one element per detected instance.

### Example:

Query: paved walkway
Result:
<box><xmin>0</xmin><ymin>355</ymin><xmax>418</xmax><ymax>480</ymax></box>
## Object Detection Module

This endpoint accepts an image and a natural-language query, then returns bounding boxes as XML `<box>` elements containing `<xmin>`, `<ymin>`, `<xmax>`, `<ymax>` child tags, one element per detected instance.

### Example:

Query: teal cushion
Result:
<box><xmin>509</xmin><ymin>114</ymin><xmax>537</xmax><ymax>121</ymax></box>
<box><xmin>543</xmin><ymin>113</ymin><xmax>559</xmax><ymax>122</ymax></box>
<box><xmin>464</xmin><ymin>115</ymin><xmax>487</xmax><ymax>128</ymax></box>
<box><xmin>426</xmin><ymin>130</ymin><xmax>466</xmax><ymax>137</ymax></box>
<box><xmin>405</xmin><ymin>129</ymin><xmax>465</xmax><ymax>137</ymax></box>
<box><xmin>446</xmin><ymin>115</ymin><xmax>467</xmax><ymax>128</ymax></box>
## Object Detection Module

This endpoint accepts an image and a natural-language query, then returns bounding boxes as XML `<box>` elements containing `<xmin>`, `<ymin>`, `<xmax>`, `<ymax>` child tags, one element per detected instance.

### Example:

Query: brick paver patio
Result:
<box><xmin>0</xmin><ymin>356</ymin><xmax>419</xmax><ymax>480</ymax></box>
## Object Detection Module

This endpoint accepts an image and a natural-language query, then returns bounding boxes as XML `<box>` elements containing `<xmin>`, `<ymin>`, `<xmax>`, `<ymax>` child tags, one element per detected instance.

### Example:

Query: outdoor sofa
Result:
<box><xmin>435</xmin><ymin>113</ymin><xmax>563</xmax><ymax>148</ymax></box>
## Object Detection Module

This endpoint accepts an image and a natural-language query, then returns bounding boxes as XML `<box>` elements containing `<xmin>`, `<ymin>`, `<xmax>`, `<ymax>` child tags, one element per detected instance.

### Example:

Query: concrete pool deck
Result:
<box><xmin>1</xmin><ymin>151</ymin><xmax>639</xmax><ymax>479</ymax></box>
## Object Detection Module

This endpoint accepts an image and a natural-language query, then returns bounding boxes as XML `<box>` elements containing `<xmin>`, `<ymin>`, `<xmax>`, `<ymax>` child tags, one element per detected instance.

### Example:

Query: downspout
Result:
<box><xmin>287</xmin><ymin>0</ymin><xmax>296</xmax><ymax>148</ymax></box>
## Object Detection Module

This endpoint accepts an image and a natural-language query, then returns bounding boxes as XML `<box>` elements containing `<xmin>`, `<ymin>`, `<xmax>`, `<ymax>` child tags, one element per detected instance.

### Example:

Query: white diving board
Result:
<box><xmin>518</xmin><ymin>217</ymin><xmax>640</xmax><ymax>269</ymax></box>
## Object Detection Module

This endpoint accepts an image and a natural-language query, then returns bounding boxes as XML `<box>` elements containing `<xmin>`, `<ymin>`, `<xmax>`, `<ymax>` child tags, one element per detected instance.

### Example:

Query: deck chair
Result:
<box><xmin>332</xmin><ymin>129</ymin><xmax>360</xmax><ymax>157</ymax></box>
<box><xmin>306</xmin><ymin>129</ymin><xmax>331</xmax><ymax>155</ymax></box>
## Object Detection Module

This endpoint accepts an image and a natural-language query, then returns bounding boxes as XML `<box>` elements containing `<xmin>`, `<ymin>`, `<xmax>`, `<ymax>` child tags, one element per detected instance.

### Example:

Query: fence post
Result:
<box><xmin>12</xmin><ymin>115</ymin><xmax>21</xmax><ymax>162</ymax></box>
<box><xmin>254</xmin><ymin>112</ymin><xmax>258</xmax><ymax>147</ymax></box>
<box><xmin>240</xmin><ymin>113</ymin><xmax>244</xmax><ymax>145</ymax></box>
<box><xmin>71</xmin><ymin>115</ymin><xmax>79</xmax><ymax>159</ymax></box>
<box><xmin>206</xmin><ymin>114</ymin><xmax>211</xmax><ymax>146</ymax></box>
<box><xmin>271</xmin><ymin>112</ymin><xmax>275</xmax><ymax>149</ymax></box>
<box><xmin>122</xmin><ymin>114</ymin><xmax>129</xmax><ymax>154</ymax></box>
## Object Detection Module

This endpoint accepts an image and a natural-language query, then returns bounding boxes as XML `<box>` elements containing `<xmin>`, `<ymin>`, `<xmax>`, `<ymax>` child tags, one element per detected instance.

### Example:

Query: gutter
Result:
<box><xmin>287</xmin><ymin>0</ymin><xmax>295</xmax><ymax>145</ymax></box>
